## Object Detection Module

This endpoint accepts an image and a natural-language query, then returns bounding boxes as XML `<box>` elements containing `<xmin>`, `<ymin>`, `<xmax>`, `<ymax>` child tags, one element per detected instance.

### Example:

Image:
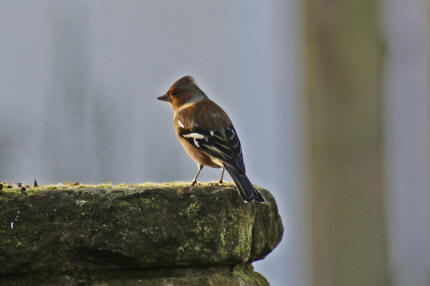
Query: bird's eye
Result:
<box><xmin>171</xmin><ymin>90</ymin><xmax>178</xmax><ymax>96</ymax></box>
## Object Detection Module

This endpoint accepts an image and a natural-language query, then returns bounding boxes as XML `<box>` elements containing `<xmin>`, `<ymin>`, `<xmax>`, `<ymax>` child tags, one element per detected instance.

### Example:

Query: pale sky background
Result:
<box><xmin>0</xmin><ymin>1</ymin><xmax>429</xmax><ymax>286</ymax></box>
<box><xmin>383</xmin><ymin>0</ymin><xmax>430</xmax><ymax>285</ymax></box>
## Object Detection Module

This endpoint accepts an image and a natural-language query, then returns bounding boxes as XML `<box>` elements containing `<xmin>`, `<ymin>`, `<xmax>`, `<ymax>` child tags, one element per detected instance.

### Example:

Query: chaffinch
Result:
<box><xmin>157</xmin><ymin>76</ymin><xmax>264</xmax><ymax>203</ymax></box>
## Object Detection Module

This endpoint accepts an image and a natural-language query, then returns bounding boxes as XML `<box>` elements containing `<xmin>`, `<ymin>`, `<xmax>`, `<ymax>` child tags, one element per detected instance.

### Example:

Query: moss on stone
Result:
<box><xmin>0</xmin><ymin>183</ymin><xmax>282</xmax><ymax>285</ymax></box>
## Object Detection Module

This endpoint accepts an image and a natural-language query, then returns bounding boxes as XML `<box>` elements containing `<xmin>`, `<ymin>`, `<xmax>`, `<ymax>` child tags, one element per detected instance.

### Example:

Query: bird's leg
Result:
<box><xmin>191</xmin><ymin>164</ymin><xmax>203</xmax><ymax>186</ymax></box>
<box><xmin>218</xmin><ymin>167</ymin><xmax>225</xmax><ymax>184</ymax></box>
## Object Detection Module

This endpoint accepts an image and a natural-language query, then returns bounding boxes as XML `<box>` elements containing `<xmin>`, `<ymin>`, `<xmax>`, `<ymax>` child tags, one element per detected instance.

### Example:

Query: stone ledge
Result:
<box><xmin>0</xmin><ymin>182</ymin><xmax>283</xmax><ymax>285</ymax></box>
<box><xmin>0</xmin><ymin>264</ymin><xmax>268</xmax><ymax>286</ymax></box>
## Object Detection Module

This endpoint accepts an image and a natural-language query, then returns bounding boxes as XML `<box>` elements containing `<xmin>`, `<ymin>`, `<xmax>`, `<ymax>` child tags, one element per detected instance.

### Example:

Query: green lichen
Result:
<box><xmin>1</xmin><ymin>238</ymin><xmax>25</xmax><ymax>248</ymax></box>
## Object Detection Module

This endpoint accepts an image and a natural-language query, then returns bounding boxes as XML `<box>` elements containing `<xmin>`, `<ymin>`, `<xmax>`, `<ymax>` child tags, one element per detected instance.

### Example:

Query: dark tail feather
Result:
<box><xmin>224</xmin><ymin>165</ymin><xmax>264</xmax><ymax>203</ymax></box>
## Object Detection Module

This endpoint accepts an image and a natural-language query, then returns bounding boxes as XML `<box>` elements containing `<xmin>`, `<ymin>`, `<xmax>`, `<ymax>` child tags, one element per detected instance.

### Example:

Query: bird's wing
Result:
<box><xmin>178</xmin><ymin>123</ymin><xmax>246</xmax><ymax>174</ymax></box>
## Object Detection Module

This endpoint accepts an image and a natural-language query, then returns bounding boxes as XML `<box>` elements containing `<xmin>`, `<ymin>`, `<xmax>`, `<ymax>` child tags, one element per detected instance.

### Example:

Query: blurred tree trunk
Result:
<box><xmin>304</xmin><ymin>1</ymin><xmax>389</xmax><ymax>286</ymax></box>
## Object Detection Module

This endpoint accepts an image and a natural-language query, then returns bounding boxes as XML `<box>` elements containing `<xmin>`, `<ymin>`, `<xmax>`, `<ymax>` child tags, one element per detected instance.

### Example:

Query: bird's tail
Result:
<box><xmin>224</xmin><ymin>165</ymin><xmax>264</xmax><ymax>203</ymax></box>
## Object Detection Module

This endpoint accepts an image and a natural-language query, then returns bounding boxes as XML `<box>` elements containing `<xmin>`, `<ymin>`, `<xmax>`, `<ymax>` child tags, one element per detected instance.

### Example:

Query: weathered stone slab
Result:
<box><xmin>0</xmin><ymin>182</ymin><xmax>283</xmax><ymax>285</ymax></box>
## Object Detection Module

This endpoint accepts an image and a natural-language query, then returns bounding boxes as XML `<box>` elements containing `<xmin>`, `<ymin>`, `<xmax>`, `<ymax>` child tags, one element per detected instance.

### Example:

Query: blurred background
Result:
<box><xmin>0</xmin><ymin>1</ymin><xmax>429</xmax><ymax>285</ymax></box>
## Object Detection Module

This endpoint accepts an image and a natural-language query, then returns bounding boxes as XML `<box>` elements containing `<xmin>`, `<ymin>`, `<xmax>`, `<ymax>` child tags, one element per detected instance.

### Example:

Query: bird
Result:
<box><xmin>157</xmin><ymin>75</ymin><xmax>264</xmax><ymax>203</ymax></box>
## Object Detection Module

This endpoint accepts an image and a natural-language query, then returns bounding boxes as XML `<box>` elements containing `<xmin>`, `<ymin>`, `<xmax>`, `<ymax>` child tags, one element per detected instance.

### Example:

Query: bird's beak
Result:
<box><xmin>157</xmin><ymin>93</ymin><xmax>170</xmax><ymax>102</ymax></box>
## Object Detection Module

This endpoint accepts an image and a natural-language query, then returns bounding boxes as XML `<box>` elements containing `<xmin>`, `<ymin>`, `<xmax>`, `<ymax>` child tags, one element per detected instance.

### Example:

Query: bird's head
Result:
<box><xmin>158</xmin><ymin>76</ymin><xmax>207</xmax><ymax>111</ymax></box>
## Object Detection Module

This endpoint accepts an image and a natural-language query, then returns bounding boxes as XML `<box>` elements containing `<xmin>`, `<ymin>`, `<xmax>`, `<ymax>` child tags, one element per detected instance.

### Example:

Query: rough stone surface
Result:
<box><xmin>0</xmin><ymin>182</ymin><xmax>283</xmax><ymax>285</ymax></box>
